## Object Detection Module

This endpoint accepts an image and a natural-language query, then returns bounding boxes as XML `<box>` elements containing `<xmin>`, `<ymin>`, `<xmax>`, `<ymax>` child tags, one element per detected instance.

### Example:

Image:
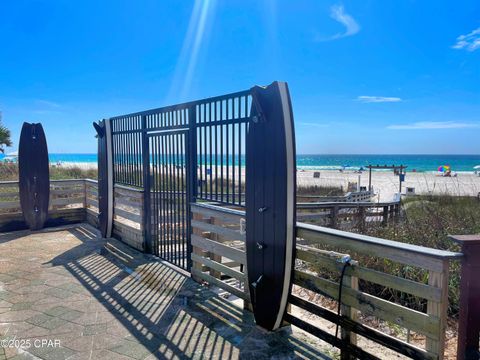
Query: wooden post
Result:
<box><xmin>382</xmin><ymin>205</ymin><xmax>389</xmax><ymax>225</ymax></box>
<box><xmin>341</xmin><ymin>275</ymin><xmax>358</xmax><ymax>360</ymax></box>
<box><xmin>425</xmin><ymin>259</ymin><xmax>449</xmax><ymax>359</ymax></box>
<box><xmin>358</xmin><ymin>207</ymin><xmax>365</xmax><ymax>232</ymax></box>
<box><xmin>450</xmin><ymin>235</ymin><xmax>480</xmax><ymax>360</ymax></box>
<box><xmin>191</xmin><ymin>212</ymin><xmax>204</xmax><ymax>283</ymax></box>
<box><xmin>331</xmin><ymin>206</ymin><xmax>339</xmax><ymax>229</ymax></box>
<box><xmin>209</xmin><ymin>216</ymin><xmax>222</xmax><ymax>280</ymax></box>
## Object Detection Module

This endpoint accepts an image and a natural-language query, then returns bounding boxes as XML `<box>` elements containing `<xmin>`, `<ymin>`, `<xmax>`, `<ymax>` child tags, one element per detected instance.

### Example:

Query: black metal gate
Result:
<box><xmin>149</xmin><ymin>130</ymin><xmax>189</xmax><ymax>270</ymax></box>
<box><xmin>110</xmin><ymin>90</ymin><xmax>251</xmax><ymax>270</ymax></box>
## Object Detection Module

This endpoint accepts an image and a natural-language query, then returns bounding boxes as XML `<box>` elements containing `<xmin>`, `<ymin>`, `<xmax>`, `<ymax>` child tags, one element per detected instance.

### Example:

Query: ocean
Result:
<box><xmin>1</xmin><ymin>153</ymin><xmax>479</xmax><ymax>173</ymax></box>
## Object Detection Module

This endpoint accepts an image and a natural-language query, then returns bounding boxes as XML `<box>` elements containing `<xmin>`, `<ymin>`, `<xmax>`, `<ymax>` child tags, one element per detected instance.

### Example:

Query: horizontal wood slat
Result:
<box><xmin>191</xmin><ymin>234</ymin><xmax>246</xmax><ymax>264</ymax></box>
<box><xmin>191</xmin><ymin>268</ymin><xmax>248</xmax><ymax>300</ymax></box>
<box><xmin>296</xmin><ymin>225</ymin><xmax>461</xmax><ymax>272</ymax></box>
<box><xmin>289</xmin><ymin>295</ymin><xmax>436</xmax><ymax>360</ymax></box>
<box><xmin>191</xmin><ymin>253</ymin><xmax>246</xmax><ymax>282</ymax></box>
<box><xmin>296</xmin><ymin>247</ymin><xmax>442</xmax><ymax>302</ymax></box>
<box><xmin>293</xmin><ymin>269</ymin><xmax>441</xmax><ymax>339</ymax></box>
<box><xmin>191</xmin><ymin>219</ymin><xmax>245</xmax><ymax>242</ymax></box>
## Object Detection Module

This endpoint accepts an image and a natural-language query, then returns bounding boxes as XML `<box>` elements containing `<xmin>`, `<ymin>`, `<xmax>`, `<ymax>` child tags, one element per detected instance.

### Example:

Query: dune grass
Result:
<box><xmin>0</xmin><ymin>163</ymin><xmax>98</xmax><ymax>181</ymax></box>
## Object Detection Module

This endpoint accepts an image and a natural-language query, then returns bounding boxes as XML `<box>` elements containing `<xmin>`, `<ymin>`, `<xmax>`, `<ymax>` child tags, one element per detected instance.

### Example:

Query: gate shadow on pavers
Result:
<box><xmin>28</xmin><ymin>224</ymin><xmax>328</xmax><ymax>359</ymax></box>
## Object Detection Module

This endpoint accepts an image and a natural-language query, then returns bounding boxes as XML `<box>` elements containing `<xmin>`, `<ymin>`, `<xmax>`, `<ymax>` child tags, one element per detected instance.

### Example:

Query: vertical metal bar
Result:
<box><xmin>214</xmin><ymin>102</ymin><xmax>218</xmax><ymax>202</ymax></box>
<box><xmin>175</xmin><ymin>132</ymin><xmax>181</xmax><ymax>267</ymax></box>
<box><xmin>203</xmin><ymin>104</ymin><xmax>207</xmax><ymax>200</ymax></box>
<box><xmin>166</xmin><ymin>121</ymin><xmax>171</xmax><ymax>262</ymax></box>
<box><xmin>209</xmin><ymin>103</ymin><xmax>213</xmax><ymax>201</ymax></box>
<box><xmin>238</xmin><ymin>98</ymin><xmax>243</xmax><ymax>205</ymax></box>
<box><xmin>127</xmin><ymin>118</ymin><xmax>132</xmax><ymax>185</ymax></box>
<box><xmin>134</xmin><ymin>118</ymin><xmax>139</xmax><ymax>186</ymax></box>
<box><xmin>220</xmin><ymin>102</ymin><xmax>224</xmax><ymax>202</ymax></box>
<box><xmin>232</xmin><ymin>98</ymin><xmax>236</xmax><ymax>204</ymax></box>
<box><xmin>172</xmin><ymin>132</ymin><xmax>178</xmax><ymax>266</ymax></box>
<box><xmin>226</xmin><ymin>100</ymin><xmax>230</xmax><ymax>203</ymax></box>
<box><xmin>198</xmin><ymin>107</ymin><xmax>203</xmax><ymax>200</ymax></box>
<box><xmin>181</xmin><ymin>132</ymin><xmax>186</xmax><ymax>269</ymax></box>
<box><xmin>151</xmin><ymin>135</ymin><xmax>157</xmax><ymax>254</ymax></box>
<box><xmin>141</xmin><ymin>115</ymin><xmax>152</xmax><ymax>253</ymax></box>
<box><xmin>160</xmin><ymin>133</ymin><xmax>167</xmax><ymax>259</ymax></box>
<box><xmin>187</xmin><ymin>106</ymin><xmax>197</xmax><ymax>271</ymax></box>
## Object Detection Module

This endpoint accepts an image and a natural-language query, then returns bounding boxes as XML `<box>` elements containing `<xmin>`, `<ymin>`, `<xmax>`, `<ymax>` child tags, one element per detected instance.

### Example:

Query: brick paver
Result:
<box><xmin>0</xmin><ymin>224</ymin><xmax>327</xmax><ymax>359</ymax></box>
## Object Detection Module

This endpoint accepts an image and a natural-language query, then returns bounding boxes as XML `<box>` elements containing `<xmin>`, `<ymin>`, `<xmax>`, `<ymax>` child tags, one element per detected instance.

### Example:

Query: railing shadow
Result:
<box><xmin>44</xmin><ymin>224</ymin><xmax>328</xmax><ymax>359</ymax></box>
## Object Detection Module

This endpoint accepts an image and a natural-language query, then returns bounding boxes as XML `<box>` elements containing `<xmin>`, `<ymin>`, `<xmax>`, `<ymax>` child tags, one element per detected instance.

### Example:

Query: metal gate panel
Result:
<box><xmin>149</xmin><ymin>130</ymin><xmax>189</xmax><ymax>270</ymax></box>
<box><xmin>194</xmin><ymin>92</ymin><xmax>251</xmax><ymax>207</ymax></box>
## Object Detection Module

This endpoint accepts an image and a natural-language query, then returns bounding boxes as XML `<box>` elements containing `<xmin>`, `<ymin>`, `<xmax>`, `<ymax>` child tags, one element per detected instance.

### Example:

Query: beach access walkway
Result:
<box><xmin>0</xmin><ymin>224</ymin><xmax>328</xmax><ymax>360</ymax></box>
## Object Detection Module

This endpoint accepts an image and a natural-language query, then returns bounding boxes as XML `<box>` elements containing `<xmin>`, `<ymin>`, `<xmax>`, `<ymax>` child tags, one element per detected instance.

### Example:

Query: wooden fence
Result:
<box><xmin>297</xmin><ymin>190</ymin><xmax>374</xmax><ymax>203</ymax></box>
<box><xmin>187</xmin><ymin>203</ymin><xmax>461</xmax><ymax>359</ymax></box>
<box><xmin>297</xmin><ymin>201</ymin><xmax>400</xmax><ymax>230</ymax></box>
<box><xmin>287</xmin><ymin>223</ymin><xmax>462</xmax><ymax>359</ymax></box>
<box><xmin>0</xmin><ymin>179</ymin><xmax>86</xmax><ymax>232</ymax></box>
<box><xmin>0</xmin><ymin>179</ymin><xmax>144</xmax><ymax>250</ymax></box>
<box><xmin>190</xmin><ymin>203</ymin><xmax>250</xmax><ymax>309</ymax></box>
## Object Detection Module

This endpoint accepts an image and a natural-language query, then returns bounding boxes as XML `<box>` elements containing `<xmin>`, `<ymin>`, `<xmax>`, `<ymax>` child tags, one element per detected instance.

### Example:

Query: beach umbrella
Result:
<box><xmin>438</xmin><ymin>165</ymin><xmax>450</xmax><ymax>172</ymax></box>
<box><xmin>474</xmin><ymin>165</ymin><xmax>480</xmax><ymax>170</ymax></box>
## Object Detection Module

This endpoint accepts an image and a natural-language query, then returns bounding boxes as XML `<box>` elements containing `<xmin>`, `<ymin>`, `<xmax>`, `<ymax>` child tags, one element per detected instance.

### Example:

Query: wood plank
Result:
<box><xmin>0</xmin><ymin>192</ymin><xmax>19</xmax><ymax>200</ymax></box>
<box><xmin>341</xmin><ymin>274</ymin><xmax>358</xmax><ymax>360</ymax></box>
<box><xmin>191</xmin><ymin>203</ymin><xmax>245</xmax><ymax>223</ymax></box>
<box><xmin>191</xmin><ymin>253</ymin><xmax>246</xmax><ymax>282</ymax></box>
<box><xmin>114</xmin><ymin>207</ymin><xmax>142</xmax><ymax>223</ymax></box>
<box><xmin>192</xmin><ymin>219</ymin><xmax>245</xmax><ymax>242</ymax></box>
<box><xmin>425</xmin><ymin>260</ymin><xmax>449</xmax><ymax>359</ymax></box>
<box><xmin>112</xmin><ymin>220</ymin><xmax>142</xmax><ymax>235</ymax></box>
<box><xmin>191</xmin><ymin>234</ymin><xmax>246</xmax><ymax>264</ymax></box>
<box><xmin>293</xmin><ymin>269</ymin><xmax>441</xmax><ymax>339</ymax></box>
<box><xmin>115</xmin><ymin>197</ymin><xmax>142</xmax><ymax>208</ymax></box>
<box><xmin>50</xmin><ymin>197</ymin><xmax>84</xmax><ymax>206</ymax></box>
<box><xmin>86</xmin><ymin>198</ymin><xmax>99</xmax><ymax>208</ymax></box>
<box><xmin>296</xmin><ymin>247</ymin><xmax>442</xmax><ymax>302</ymax></box>
<box><xmin>284</xmin><ymin>313</ymin><xmax>381</xmax><ymax>360</ymax></box>
<box><xmin>191</xmin><ymin>268</ymin><xmax>248</xmax><ymax>300</ymax></box>
<box><xmin>51</xmin><ymin>188</ymin><xmax>84</xmax><ymax>196</ymax></box>
<box><xmin>289</xmin><ymin>295</ymin><xmax>436</xmax><ymax>360</ymax></box>
<box><xmin>296</xmin><ymin>225</ymin><xmax>461</xmax><ymax>272</ymax></box>
<box><xmin>0</xmin><ymin>201</ymin><xmax>20</xmax><ymax>209</ymax></box>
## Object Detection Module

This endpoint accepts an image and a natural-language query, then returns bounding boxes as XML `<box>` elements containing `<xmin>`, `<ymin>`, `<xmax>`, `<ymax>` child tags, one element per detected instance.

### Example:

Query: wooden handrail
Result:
<box><xmin>297</xmin><ymin>222</ymin><xmax>462</xmax><ymax>261</ymax></box>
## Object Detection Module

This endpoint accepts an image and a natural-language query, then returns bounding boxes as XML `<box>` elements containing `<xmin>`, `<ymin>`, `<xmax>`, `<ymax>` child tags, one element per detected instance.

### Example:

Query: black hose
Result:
<box><xmin>335</xmin><ymin>260</ymin><xmax>351</xmax><ymax>339</ymax></box>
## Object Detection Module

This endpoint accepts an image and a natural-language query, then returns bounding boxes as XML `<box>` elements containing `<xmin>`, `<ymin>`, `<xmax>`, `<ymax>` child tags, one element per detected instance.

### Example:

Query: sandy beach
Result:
<box><xmin>297</xmin><ymin>169</ymin><xmax>480</xmax><ymax>202</ymax></box>
<box><xmin>56</xmin><ymin>162</ymin><xmax>480</xmax><ymax>202</ymax></box>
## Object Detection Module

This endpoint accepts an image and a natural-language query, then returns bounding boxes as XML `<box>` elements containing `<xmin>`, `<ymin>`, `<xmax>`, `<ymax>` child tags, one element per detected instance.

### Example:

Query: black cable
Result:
<box><xmin>335</xmin><ymin>259</ymin><xmax>351</xmax><ymax>339</ymax></box>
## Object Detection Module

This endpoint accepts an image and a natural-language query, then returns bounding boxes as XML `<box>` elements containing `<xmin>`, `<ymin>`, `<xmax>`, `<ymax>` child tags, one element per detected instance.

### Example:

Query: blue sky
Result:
<box><xmin>0</xmin><ymin>0</ymin><xmax>479</xmax><ymax>154</ymax></box>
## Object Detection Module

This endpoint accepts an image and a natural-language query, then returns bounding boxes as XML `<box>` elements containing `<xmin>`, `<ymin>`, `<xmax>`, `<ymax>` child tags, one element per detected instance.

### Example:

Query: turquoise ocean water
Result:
<box><xmin>1</xmin><ymin>153</ymin><xmax>479</xmax><ymax>173</ymax></box>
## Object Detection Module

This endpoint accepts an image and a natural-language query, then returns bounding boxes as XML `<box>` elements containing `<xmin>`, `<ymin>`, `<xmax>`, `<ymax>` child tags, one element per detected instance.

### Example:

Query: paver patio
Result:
<box><xmin>0</xmin><ymin>224</ymin><xmax>328</xmax><ymax>359</ymax></box>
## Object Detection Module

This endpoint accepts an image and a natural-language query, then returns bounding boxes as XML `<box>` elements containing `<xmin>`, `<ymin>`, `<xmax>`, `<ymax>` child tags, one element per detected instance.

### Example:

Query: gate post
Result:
<box><xmin>245</xmin><ymin>81</ymin><xmax>296</xmax><ymax>330</ymax></box>
<box><xmin>187</xmin><ymin>105</ymin><xmax>198</xmax><ymax>271</ymax></box>
<box><xmin>93</xmin><ymin>119</ymin><xmax>113</xmax><ymax>238</ymax></box>
<box><xmin>450</xmin><ymin>235</ymin><xmax>480</xmax><ymax>360</ymax></box>
<box><xmin>141</xmin><ymin>115</ymin><xmax>152</xmax><ymax>253</ymax></box>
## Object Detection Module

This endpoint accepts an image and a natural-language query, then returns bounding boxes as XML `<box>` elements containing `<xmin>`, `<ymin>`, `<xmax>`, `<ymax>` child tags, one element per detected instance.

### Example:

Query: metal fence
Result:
<box><xmin>109</xmin><ymin>89</ymin><xmax>252</xmax><ymax>270</ymax></box>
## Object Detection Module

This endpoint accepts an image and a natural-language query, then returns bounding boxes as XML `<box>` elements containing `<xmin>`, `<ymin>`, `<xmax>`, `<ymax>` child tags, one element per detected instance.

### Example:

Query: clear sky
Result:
<box><xmin>0</xmin><ymin>1</ymin><xmax>479</xmax><ymax>154</ymax></box>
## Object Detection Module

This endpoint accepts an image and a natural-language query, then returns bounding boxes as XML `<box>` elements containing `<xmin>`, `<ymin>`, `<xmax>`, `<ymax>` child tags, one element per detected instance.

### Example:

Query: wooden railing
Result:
<box><xmin>187</xmin><ymin>202</ymin><xmax>461</xmax><ymax>359</ymax></box>
<box><xmin>0</xmin><ymin>179</ymin><xmax>144</xmax><ymax>250</ymax></box>
<box><xmin>190</xmin><ymin>203</ymin><xmax>250</xmax><ymax>309</ymax></box>
<box><xmin>297</xmin><ymin>201</ymin><xmax>400</xmax><ymax>230</ymax></box>
<box><xmin>287</xmin><ymin>223</ymin><xmax>462</xmax><ymax>359</ymax></box>
<box><xmin>85</xmin><ymin>179</ymin><xmax>144</xmax><ymax>250</ymax></box>
<box><xmin>297</xmin><ymin>190</ymin><xmax>374</xmax><ymax>203</ymax></box>
<box><xmin>0</xmin><ymin>179</ymin><xmax>87</xmax><ymax>231</ymax></box>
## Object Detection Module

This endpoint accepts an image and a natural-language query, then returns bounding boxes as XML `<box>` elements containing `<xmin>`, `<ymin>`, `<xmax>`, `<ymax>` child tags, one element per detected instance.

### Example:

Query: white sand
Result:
<box><xmin>297</xmin><ymin>170</ymin><xmax>480</xmax><ymax>202</ymax></box>
<box><xmin>56</xmin><ymin>162</ymin><xmax>480</xmax><ymax>202</ymax></box>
